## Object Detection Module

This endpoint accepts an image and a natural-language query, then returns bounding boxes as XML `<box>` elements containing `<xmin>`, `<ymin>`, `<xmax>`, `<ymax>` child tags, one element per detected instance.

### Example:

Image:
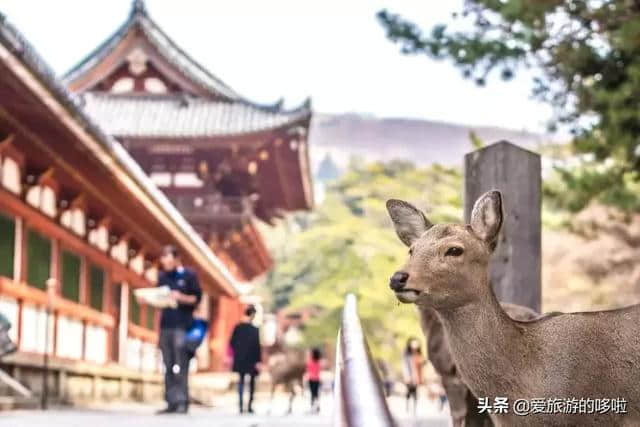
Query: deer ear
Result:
<box><xmin>386</xmin><ymin>199</ymin><xmax>433</xmax><ymax>247</ymax></box>
<box><xmin>470</xmin><ymin>190</ymin><xmax>503</xmax><ymax>244</ymax></box>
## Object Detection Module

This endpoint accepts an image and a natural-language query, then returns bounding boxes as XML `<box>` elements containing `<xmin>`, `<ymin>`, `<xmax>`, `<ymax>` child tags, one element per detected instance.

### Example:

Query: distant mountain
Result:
<box><xmin>308</xmin><ymin>113</ymin><xmax>553</xmax><ymax>173</ymax></box>
<box><xmin>315</xmin><ymin>153</ymin><xmax>342</xmax><ymax>184</ymax></box>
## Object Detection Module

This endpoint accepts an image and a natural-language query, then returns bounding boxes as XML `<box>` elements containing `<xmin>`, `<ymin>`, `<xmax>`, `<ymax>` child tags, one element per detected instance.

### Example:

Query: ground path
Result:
<box><xmin>0</xmin><ymin>392</ymin><xmax>450</xmax><ymax>427</ymax></box>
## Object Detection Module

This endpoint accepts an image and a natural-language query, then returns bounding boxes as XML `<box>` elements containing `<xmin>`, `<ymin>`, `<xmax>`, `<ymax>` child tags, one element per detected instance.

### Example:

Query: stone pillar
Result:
<box><xmin>464</xmin><ymin>141</ymin><xmax>541</xmax><ymax>312</ymax></box>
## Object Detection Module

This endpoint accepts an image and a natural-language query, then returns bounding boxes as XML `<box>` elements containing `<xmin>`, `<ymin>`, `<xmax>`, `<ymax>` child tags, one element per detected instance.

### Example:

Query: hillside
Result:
<box><xmin>308</xmin><ymin>113</ymin><xmax>551</xmax><ymax>172</ymax></box>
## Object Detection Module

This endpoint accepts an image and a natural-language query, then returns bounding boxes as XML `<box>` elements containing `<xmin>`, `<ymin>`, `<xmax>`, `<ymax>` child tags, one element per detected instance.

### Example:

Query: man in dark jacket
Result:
<box><xmin>229</xmin><ymin>305</ymin><xmax>261</xmax><ymax>414</ymax></box>
<box><xmin>156</xmin><ymin>245</ymin><xmax>201</xmax><ymax>414</ymax></box>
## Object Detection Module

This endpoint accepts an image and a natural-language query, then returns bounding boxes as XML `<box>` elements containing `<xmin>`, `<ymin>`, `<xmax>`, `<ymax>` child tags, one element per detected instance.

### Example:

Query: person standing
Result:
<box><xmin>403</xmin><ymin>337</ymin><xmax>425</xmax><ymax>415</ymax></box>
<box><xmin>306</xmin><ymin>347</ymin><xmax>323</xmax><ymax>413</ymax></box>
<box><xmin>156</xmin><ymin>245</ymin><xmax>202</xmax><ymax>414</ymax></box>
<box><xmin>230</xmin><ymin>305</ymin><xmax>262</xmax><ymax>414</ymax></box>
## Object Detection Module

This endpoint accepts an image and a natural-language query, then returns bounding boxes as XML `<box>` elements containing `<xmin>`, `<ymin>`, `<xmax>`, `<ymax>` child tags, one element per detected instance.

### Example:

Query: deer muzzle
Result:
<box><xmin>389</xmin><ymin>271</ymin><xmax>409</xmax><ymax>291</ymax></box>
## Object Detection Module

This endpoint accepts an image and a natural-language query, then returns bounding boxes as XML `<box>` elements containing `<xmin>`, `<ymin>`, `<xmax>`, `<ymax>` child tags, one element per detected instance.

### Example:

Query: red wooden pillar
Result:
<box><xmin>210</xmin><ymin>295</ymin><xmax>229</xmax><ymax>371</ymax></box>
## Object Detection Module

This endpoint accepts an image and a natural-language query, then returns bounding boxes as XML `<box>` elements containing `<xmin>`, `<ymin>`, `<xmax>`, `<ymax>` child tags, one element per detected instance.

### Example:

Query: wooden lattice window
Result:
<box><xmin>129</xmin><ymin>290</ymin><xmax>140</xmax><ymax>325</ymax></box>
<box><xmin>26</xmin><ymin>229</ymin><xmax>51</xmax><ymax>290</ymax></box>
<box><xmin>0</xmin><ymin>212</ymin><xmax>15</xmax><ymax>278</ymax></box>
<box><xmin>89</xmin><ymin>265</ymin><xmax>105</xmax><ymax>311</ymax></box>
<box><xmin>61</xmin><ymin>250</ymin><xmax>81</xmax><ymax>302</ymax></box>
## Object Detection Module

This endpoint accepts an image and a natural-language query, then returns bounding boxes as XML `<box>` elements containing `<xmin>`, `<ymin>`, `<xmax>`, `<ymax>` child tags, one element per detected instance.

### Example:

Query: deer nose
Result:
<box><xmin>389</xmin><ymin>271</ymin><xmax>409</xmax><ymax>291</ymax></box>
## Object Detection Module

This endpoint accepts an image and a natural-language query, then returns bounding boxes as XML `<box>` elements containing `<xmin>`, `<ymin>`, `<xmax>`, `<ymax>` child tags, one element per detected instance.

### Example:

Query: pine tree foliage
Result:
<box><xmin>379</xmin><ymin>1</ymin><xmax>640</xmax><ymax>211</ymax></box>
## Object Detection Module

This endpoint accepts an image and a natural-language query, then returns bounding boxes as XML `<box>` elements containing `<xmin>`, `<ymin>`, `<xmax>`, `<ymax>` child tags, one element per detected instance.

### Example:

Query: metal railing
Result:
<box><xmin>333</xmin><ymin>294</ymin><xmax>397</xmax><ymax>427</ymax></box>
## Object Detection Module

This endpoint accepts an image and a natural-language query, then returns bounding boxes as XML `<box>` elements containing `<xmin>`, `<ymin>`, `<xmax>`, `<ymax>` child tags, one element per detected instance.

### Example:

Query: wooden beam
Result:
<box><xmin>127</xmin><ymin>323</ymin><xmax>158</xmax><ymax>344</ymax></box>
<box><xmin>0</xmin><ymin>107</ymin><xmax>165</xmax><ymax>253</ymax></box>
<box><xmin>0</xmin><ymin>134</ymin><xmax>25</xmax><ymax>169</ymax></box>
<box><xmin>1</xmin><ymin>190</ymin><xmax>151</xmax><ymax>290</ymax></box>
<box><xmin>0</xmin><ymin>277</ymin><xmax>115</xmax><ymax>328</ymax></box>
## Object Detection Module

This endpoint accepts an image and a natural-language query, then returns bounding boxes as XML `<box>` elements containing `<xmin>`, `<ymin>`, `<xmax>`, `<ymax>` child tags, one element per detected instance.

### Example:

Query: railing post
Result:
<box><xmin>464</xmin><ymin>140</ymin><xmax>541</xmax><ymax>312</ymax></box>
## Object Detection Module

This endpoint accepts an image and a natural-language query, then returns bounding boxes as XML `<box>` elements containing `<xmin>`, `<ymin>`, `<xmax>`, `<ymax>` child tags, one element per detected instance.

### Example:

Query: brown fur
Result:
<box><xmin>422</xmin><ymin>303</ymin><xmax>539</xmax><ymax>427</ymax></box>
<box><xmin>387</xmin><ymin>191</ymin><xmax>640</xmax><ymax>426</ymax></box>
<box><xmin>266</xmin><ymin>345</ymin><xmax>306</xmax><ymax>414</ymax></box>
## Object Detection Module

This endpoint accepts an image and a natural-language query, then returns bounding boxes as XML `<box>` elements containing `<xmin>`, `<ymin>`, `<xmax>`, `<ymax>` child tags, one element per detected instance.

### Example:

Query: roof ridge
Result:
<box><xmin>63</xmin><ymin>1</ymin><xmax>310</xmax><ymax>114</ymax></box>
<box><xmin>61</xmin><ymin>7</ymin><xmax>137</xmax><ymax>82</ymax></box>
<box><xmin>84</xmin><ymin>91</ymin><xmax>313</xmax><ymax>115</ymax></box>
<box><xmin>62</xmin><ymin>0</ymin><xmax>241</xmax><ymax>101</ymax></box>
<box><xmin>63</xmin><ymin>1</ymin><xmax>312</xmax><ymax>117</ymax></box>
<box><xmin>133</xmin><ymin>11</ymin><xmax>242</xmax><ymax>100</ymax></box>
<box><xmin>131</xmin><ymin>0</ymin><xmax>147</xmax><ymax>17</ymax></box>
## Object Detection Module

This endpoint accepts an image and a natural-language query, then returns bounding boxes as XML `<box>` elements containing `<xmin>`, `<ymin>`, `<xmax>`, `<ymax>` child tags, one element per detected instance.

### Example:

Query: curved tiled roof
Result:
<box><xmin>63</xmin><ymin>0</ymin><xmax>312</xmax><ymax>137</ymax></box>
<box><xmin>62</xmin><ymin>0</ymin><xmax>304</xmax><ymax>117</ymax></box>
<box><xmin>82</xmin><ymin>93</ymin><xmax>311</xmax><ymax>138</ymax></box>
<box><xmin>63</xmin><ymin>0</ymin><xmax>242</xmax><ymax>101</ymax></box>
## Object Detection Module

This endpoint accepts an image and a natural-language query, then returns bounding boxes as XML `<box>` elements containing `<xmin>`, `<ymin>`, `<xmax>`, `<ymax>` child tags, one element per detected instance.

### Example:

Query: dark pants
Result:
<box><xmin>406</xmin><ymin>384</ymin><xmax>417</xmax><ymax>401</ymax></box>
<box><xmin>159</xmin><ymin>328</ymin><xmax>189</xmax><ymax>407</ymax></box>
<box><xmin>309</xmin><ymin>380</ymin><xmax>320</xmax><ymax>406</ymax></box>
<box><xmin>237</xmin><ymin>372</ymin><xmax>256</xmax><ymax>412</ymax></box>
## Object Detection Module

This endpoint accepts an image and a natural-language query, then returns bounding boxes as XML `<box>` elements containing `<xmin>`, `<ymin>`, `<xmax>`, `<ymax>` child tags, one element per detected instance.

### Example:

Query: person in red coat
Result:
<box><xmin>306</xmin><ymin>347</ymin><xmax>324</xmax><ymax>413</ymax></box>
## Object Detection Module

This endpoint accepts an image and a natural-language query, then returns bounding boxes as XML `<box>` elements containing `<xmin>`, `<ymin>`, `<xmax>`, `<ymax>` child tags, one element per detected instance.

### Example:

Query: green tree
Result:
<box><xmin>378</xmin><ymin>1</ymin><xmax>640</xmax><ymax>211</ymax></box>
<box><xmin>262</xmin><ymin>160</ymin><xmax>463</xmax><ymax>364</ymax></box>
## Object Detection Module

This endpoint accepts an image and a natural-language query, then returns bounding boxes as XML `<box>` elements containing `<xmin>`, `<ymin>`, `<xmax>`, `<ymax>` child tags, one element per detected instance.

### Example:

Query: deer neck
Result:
<box><xmin>429</xmin><ymin>276</ymin><xmax>527</xmax><ymax>397</ymax></box>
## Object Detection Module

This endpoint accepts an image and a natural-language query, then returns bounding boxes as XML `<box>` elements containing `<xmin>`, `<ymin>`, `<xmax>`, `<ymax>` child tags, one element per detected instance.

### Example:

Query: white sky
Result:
<box><xmin>0</xmin><ymin>0</ymin><xmax>552</xmax><ymax>132</ymax></box>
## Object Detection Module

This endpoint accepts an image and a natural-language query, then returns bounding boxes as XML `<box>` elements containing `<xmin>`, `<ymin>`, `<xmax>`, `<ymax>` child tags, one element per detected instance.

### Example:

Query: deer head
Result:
<box><xmin>386</xmin><ymin>190</ymin><xmax>503</xmax><ymax>310</ymax></box>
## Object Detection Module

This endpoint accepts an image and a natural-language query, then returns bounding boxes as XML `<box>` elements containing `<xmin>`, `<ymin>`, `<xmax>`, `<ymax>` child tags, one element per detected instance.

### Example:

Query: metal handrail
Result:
<box><xmin>333</xmin><ymin>294</ymin><xmax>397</xmax><ymax>427</ymax></box>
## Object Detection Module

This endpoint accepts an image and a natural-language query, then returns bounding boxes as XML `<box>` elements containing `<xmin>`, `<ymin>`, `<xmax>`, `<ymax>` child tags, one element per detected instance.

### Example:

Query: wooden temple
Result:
<box><xmin>0</xmin><ymin>0</ymin><xmax>312</xmax><ymax>404</ymax></box>
<box><xmin>64</xmin><ymin>0</ymin><xmax>314</xmax><ymax>283</ymax></box>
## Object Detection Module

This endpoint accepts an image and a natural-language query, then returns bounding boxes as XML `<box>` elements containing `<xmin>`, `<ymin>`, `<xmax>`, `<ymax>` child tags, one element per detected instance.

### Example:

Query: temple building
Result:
<box><xmin>64</xmin><ymin>0</ymin><xmax>313</xmax><ymax>283</ymax></box>
<box><xmin>0</xmin><ymin>0</ymin><xmax>312</xmax><ymax>404</ymax></box>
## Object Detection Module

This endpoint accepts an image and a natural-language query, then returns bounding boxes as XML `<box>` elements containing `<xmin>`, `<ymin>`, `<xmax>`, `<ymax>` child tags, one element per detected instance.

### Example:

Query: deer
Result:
<box><xmin>386</xmin><ymin>190</ymin><xmax>640</xmax><ymax>426</ymax></box>
<box><xmin>265</xmin><ymin>342</ymin><xmax>306</xmax><ymax>415</ymax></box>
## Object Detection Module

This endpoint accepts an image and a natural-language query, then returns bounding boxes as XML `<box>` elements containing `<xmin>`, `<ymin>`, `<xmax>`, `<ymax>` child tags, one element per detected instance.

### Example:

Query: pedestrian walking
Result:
<box><xmin>403</xmin><ymin>337</ymin><xmax>425</xmax><ymax>415</ymax></box>
<box><xmin>230</xmin><ymin>305</ymin><xmax>262</xmax><ymax>414</ymax></box>
<box><xmin>155</xmin><ymin>245</ymin><xmax>202</xmax><ymax>414</ymax></box>
<box><xmin>307</xmin><ymin>347</ymin><xmax>323</xmax><ymax>413</ymax></box>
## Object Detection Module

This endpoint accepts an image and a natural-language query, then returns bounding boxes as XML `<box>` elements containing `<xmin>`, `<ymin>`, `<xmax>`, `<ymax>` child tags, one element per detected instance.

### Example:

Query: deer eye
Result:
<box><xmin>445</xmin><ymin>247</ymin><xmax>464</xmax><ymax>257</ymax></box>
<box><xmin>408</xmin><ymin>247</ymin><xmax>414</xmax><ymax>256</ymax></box>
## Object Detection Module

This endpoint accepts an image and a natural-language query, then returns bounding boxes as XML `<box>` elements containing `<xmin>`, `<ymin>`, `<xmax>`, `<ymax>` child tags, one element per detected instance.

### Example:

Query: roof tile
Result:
<box><xmin>82</xmin><ymin>93</ymin><xmax>311</xmax><ymax>137</ymax></box>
